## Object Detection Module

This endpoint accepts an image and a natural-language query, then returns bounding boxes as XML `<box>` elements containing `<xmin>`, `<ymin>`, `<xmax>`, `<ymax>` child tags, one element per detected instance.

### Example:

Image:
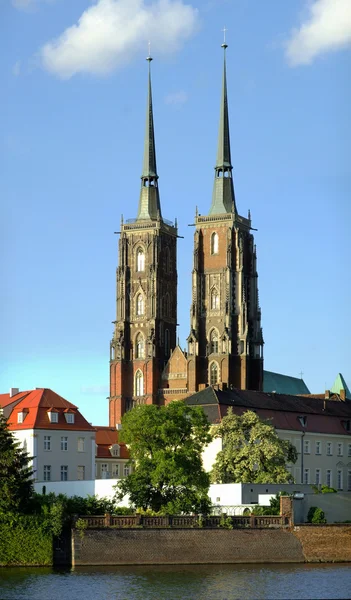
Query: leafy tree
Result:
<box><xmin>114</xmin><ymin>402</ymin><xmax>212</xmax><ymax>514</ymax></box>
<box><xmin>251</xmin><ymin>492</ymin><xmax>288</xmax><ymax>515</ymax></box>
<box><xmin>0</xmin><ymin>413</ymin><xmax>34</xmax><ymax>514</ymax></box>
<box><xmin>211</xmin><ymin>409</ymin><xmax>297</xmax><ymax>484</ymax></box>
<box><xmin>307</xmin><ymin>506</ymin><xmax>326</xmax><ymax>523</ymax></box>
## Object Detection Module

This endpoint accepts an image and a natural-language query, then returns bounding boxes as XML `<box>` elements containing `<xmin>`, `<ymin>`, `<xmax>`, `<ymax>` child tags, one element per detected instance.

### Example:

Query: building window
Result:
<box><xmin>315</xmin><ymin>469</ymin><xmax>321</xmax><ymax>485</ymax></box>
<box><xmin>209</xmin><ymin>329</ymin><xmax>219</xmax><ymax>354</ymax></box>
<box><xmin>60</xmin><ymin>466</ymin><xmax>68</xmax><ymax>481</ymax></box>
<box><xmin>123</xmin><ymin>465</ymin><xmax>130</xmax><ymax>477</ymax></box>
<box><xmin>315</xmin><ymin>441</ymin><xmax>321</xmax><ymax>455</ymax></box>
<box><xmin>65</xmin><ymin>413</ymin><xmax>74</xmax><ymax>424</ymax></box>
<box><xmin>326</xmin><ymin>469</ymin><xmax>332</xmax><ymax>487</ymax></box>
<box><xmin>101</xmin><ymin>463</ymin><xmax>108</xmax><ymax>473</ymax></box>
<box><xmin>303</xmin><ymin>468</ymin><xmax>310</xmax><ymax>484</ymax></box>
<box><xmin>17</xmin><ymin>412</ymin><xmax>23</xmax><ymax>423</ymax></box>
<box><xmin>211</xmin><ymin>232</ymin><xmax>219</xmax><ymax>255</ymax></box>
<box><xmin>164</xmin><ymin>247</ymin><xmax>171</xmax><ymax>274</ymax></box>
<box><xmin>304</xmin><ymin>440</ymin><xmax>310</xmax><ymax>455</ymax></box>
<box><xmin>165</xmin><ymin>329</ymin><xmax>170</xmax><ymax>358</ymax></box>
<box><xmin>48</xmin><ymin>411</ymin><xmax>58</xmax><ymax>423</ymax></box>
<box><xmin>337</xmin><ymin>470</ymin><xmax>343</xmax><ymax>491</ymax></box>
<box><xmin>136</xmin><ymin>294</ymin><xmax>144</xmax><ymax>316</ymax></box>
<box><xmin>135</xmin><ymin>370</ymin><xmax>144</xmax><ymax>396</ymax></box>
<box><xmin>337</xmin><ymin>443</ymin><xmax>343</xmax><ymax>457</ymax></box>
<box><xmin>110</xmin><ymin>445</ymin><xmax>120</xmax><ymax>457</ymax></box>
<box><xmin>113</xmin><ymin>464</ymin><xmax>120</xmax><ymax>477</ymax></box>
<box><xmin>77</xmin><ymin>466</ymin><xmax>85</xmax><ymax>481</ymax></box>
<box><xmin>136</xmin><ymin>248</ymin><xmax>145</xmax><ymax>272</ymax></box>
<box><xmin>348</xmin><ymin>444</ymin><xmax>351</xmax><ymax>458</ymax></box>
<box><xmin>326</xmin><ymin>442</ymin><xmax>332</xmax><ymax>456</ymax></box>
<box><xmin>44</xmin><ymin>436</ymin><xmax>51</xmax><ymax>451</ymax></box>
<box><xmin>135</xmin><ymin>333</ymin><xmax>145</xmax><ymax>359</ymax></box>
<box><xmin>210</xmin><ymin>362</ymin><xmax>219</xmax><ymax>386</ymax></box>
<box><xmin>43</xmin><ymin>465</ymin><xmax>51</xmax><ymax>482</ymax></box>
<box><xmin>61</xmin><ymin>436</ymin><xmax>68</xmax><ymax>451</ymax></box>
<box><xmin>211</xmin><ymin>288</ymin><xmax>219</xmax><ymax>310</ymax></box>
<box><xmin>163</xmin><ymin>294</ymin><xmax>170</xmax><ymax>318</ymax></box>
<box><xmin>348</xmin><ymin>470</ymin><xmax>351</xmax><ymax>492</ymax></box>
<box><xmin>78</xmin><ymin>437</ymin><xmax>85</xmax><ymax>452</ymax></box>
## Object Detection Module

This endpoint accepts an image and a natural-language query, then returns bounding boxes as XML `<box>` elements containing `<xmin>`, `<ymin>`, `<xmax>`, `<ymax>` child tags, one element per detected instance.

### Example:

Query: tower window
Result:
<box><xmin>211</xmin><ymin>232</ymin><xmax>219</xmax><ymax>255</ymax></box>
<box><xmin>136</xmin><ymin>294</ymin><xmax>144</xmax><ymax>316</ymax></box>
<box><xmin>164</xmin><ymin>247</ymin><xmax>171</xmax><ymax>274</ymax></box>
<box><xmin>165</xmin><ymin>329</ymin><xmax>170</xmax><ymax>358</ymax></box>
<box><xmin>136</xmin><ymin>248</ymin><xmax>145</xmax><ymax>272</ymax></box>
<box><xmin>210</xmin><ymin>362</ymin><xmax>219</xmax><ymax>385</ymax></box>
<box><xmin>135</xmin><ymin>333</ymin><xmax>144</xmax><ymax>359</ymax></box>
<box><xmin>163</xmin><ymin>294</ymin><xmax>170</xmax><ymax>318</ymax></box>
<box><xmin>209</xmin><ymin>329</ymin><xmax>219</xmax><ymax>354</ymax></box>
<box><xmin>211</xmin><ymin>288</ymin><xmax>219</xmax><ymax>310</ymax></box>
<box><xmin>135</xmin><ymin>370</ymin><xmax>144</xmax><ymax>397</ymax></box>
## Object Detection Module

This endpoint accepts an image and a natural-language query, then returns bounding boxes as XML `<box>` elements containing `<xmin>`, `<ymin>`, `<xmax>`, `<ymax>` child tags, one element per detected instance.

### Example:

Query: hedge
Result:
<box><xmin>0</xmin><ymin>514</ymin><xmax>53</xmax><ymax>566</ymax></box>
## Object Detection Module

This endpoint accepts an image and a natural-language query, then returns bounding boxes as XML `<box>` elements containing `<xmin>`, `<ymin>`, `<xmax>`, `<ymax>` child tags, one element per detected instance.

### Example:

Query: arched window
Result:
<box><xmin>136</xmin><ymin>248</ymin><xmax>145</xmax><ymax>272</ymax></box>
<box><xmin>136</xmin><ymin>294</ymin><xmax>144</xmax><ymax>316</ymax></box>
<box><xmin>210</xmin><ymin>362</ymin><xmax>219</xmax><ymax>385</ymax></box>
<box><xmin>210</xmin><ymin>329</ymin><xmax>219</xmax><ymax>354</ymax></box>
<box><xmin>211</xmin><ymin>287</ymin><xmax>219</xmax><ymax>310</ymax></box>
<box><xmin>165</xmin><ymin>329</ymin><xmax>170</xmax><ymax>357</ymax></box>
<box><xmin>164</xmin><ymin>247</ymin><xmax>171</xmax><ymax>274</ymax></box>
<box><xmin>164</xmin><ymin>294</ymin><xmax>170</xmax><ymax>317</ymax></box>
<box><xmin>135</xmin><ymin>333</ymin><xmax>144</xmax><ymax>358</ymax></box>
<box><xmin>135</xmin><ymin>370</ymin><xmax>143</xmax><ymax>396</ymax></box>
<box><xmin>211</xmin><ymin>232</ymin><xmax>219</xmax><ymax>255</ymax></box>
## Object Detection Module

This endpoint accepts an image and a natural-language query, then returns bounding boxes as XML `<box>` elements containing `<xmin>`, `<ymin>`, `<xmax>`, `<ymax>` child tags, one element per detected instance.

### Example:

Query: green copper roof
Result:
<box><xmin>263</xmin><ymin>370</ymin><xmax>310</xmax><ymax>395</ymax></box>
<box><xmin>137</xmin><ymin>57</ymin><xmax>162</xmax><ymax>221</ymax></box>
<box><xmin>209</xmin><ymin>44</ymin><xmax>236</xmax><ymax>216</ymax></box>
<box><xmin>331</xmin><ymin>373</ymin><xmax>351</xmax><ymax>399</ymax></box>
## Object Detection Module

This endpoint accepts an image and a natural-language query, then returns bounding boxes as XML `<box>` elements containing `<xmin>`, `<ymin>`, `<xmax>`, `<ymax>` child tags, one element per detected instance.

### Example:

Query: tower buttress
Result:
<box><xmin>109</xmin><ymin>55</ymin><xmax>178</xmax><ymax>426</ymax></box>
<box><xmin>187</xmin><ymin>42</ymin><xmax>263</xmax><ymax>393</ymax></box>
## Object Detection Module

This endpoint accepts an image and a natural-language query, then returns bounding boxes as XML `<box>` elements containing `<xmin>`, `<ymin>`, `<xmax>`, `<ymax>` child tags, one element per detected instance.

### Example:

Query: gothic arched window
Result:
<box><xmin>136</xmin><ymin>248</ymin><xmax>145</xmax><ymax>272</ymax></box>
<box><xmin>210</xmin><ymin>362</ymin><xmax>219</xmax><ymax>385</ymax></box>
<box><xmin>165</xmin><ymin>329</ymin><xmax>170</xmax><ymax>358</ymax></box>
<box><xmin>135</xmin><ymin>333</ymin><xmax>144</xmax><ymax>359</ymax></box>
<box><xmin>136</xmin><ymin>294</ymin><xmax>144</xmax><ymax>316</ymax></box>
<box><xmin>211</xmin><ymin>232</ymin><xmax>219</xmax><ymax>255</ymax></box>
<box><xmin>135</xmin><ymin>370</ymin><xmax>144</xmax><ymax>396</ymax></box>
<box><xmin>211</xmin><ymin>287</ymin><xmax>219</xmax><ymax>310</ymax></box>
<box><xmin>164</xmin><ymin>294</ymin><xmax>170</xmax><ymax>318</ymax></box>
<box><xmin>164</xmin><ymin>247</ymin><xmax>171</xmax><ymax>274</ymax></box>
<box><xmin>209</xmin><ymin>329</ymin><xmax>219</xmax><ymax>354</ymax></box>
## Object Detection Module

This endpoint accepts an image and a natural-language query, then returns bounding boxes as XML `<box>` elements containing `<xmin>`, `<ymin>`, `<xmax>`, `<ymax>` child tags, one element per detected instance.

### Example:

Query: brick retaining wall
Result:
<box><xmin>292</xmin><ymin>525</ymin><xmax>351</xmax><ymax>563</ymax></box>
<box><xmin>72</xmin><ymin>528</ymin><xmax>304</xmax><ymax>566</ymax></box>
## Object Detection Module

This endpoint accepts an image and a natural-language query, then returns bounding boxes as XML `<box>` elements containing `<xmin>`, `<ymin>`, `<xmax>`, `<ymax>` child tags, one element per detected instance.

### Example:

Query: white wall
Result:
<box><xmin>34</xmin><ymin>478</ymin><xmax>130</xmax><ymax>506</ymax></box>
<box><xmin>209</xmin><ymin>483</ymin><xmax>242</xmax><ymax>506</ymax></box>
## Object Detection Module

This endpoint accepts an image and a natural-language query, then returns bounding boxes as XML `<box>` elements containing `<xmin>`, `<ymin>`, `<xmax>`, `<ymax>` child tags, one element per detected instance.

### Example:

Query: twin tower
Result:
<box><xmin>109</xmin><ymin>45</ymin><xmax>264</xmax><ymax>426</ymax></box>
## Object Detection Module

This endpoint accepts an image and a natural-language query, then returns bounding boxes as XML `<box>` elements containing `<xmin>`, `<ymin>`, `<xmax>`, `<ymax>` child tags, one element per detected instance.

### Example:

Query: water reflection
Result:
<box><xmin>0</xmin><ymin>563</ymin><xmax>350</xmax><ymax>600</ymax></box>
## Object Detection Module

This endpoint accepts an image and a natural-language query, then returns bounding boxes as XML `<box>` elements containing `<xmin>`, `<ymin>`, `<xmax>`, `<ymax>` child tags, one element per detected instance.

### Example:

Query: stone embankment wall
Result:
<box><xmin>72</xmin><ymin>528</ymin><xmax>304</xmax><ymax>566</ymax></box>
<box><xmin>292</xmin><ymin>525</ymin><xmax>351</xmax><ymax>563</ymax></box>
<box><xmin>72</xmin><ymin>525</ymin><xmax>351</xmax><ymax>566</ymax></box>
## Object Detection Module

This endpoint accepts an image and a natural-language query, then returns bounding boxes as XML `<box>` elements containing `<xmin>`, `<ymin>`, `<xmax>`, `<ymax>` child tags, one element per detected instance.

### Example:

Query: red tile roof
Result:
<box><xmin>94</xmin><ymin>426</ymin><xmax>130</xmax><ymax>459</ymax></box>
<box><xmin>2</xmin><ymin>389</ymin><xmax>95</xmax><ymax>432</ymax></box>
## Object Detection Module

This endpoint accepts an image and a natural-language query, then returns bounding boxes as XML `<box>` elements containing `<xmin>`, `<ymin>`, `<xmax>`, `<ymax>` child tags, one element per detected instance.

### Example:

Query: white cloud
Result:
<box><xmin>39</xmin><ymin>0</ymin><xmax>199</xmax><ymax>79</ymax></box>
<box><xmin>286</xmin><ymin>0</ymin><xmax>351</xmax><ymax>66</ymax></box>
<box><xmin>12</xmin><ymin>61</ymin><xmax>21</xmax><ymax>76</ymax></box>
<box><xmin>165</xmin><ymin>90</ymin><xmax>188</xmax><ymax>106</ymax></box>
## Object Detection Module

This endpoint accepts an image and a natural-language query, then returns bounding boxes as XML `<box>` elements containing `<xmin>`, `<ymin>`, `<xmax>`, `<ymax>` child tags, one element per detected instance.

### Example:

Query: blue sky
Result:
<box><xmin>1</xmin><ymin>0</ymin><xmax>350</xmax><ymax>425</ymax></box>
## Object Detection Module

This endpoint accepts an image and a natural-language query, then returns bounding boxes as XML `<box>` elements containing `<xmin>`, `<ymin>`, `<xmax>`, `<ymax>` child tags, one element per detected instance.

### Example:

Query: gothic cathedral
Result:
<box><xmin>109</xmin><ymin>46</ymin><xmax>264</xmax><ymax>427</ymax></box>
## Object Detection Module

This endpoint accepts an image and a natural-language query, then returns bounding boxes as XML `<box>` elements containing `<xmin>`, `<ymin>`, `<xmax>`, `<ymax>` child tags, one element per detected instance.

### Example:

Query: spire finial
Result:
<box><xmin>147</xmin><ymin>41</ymin><xmax>152</xmax><ymax>62</ymax></box>
<box><xmin>222</xmin><ymin>26</ymin><xmax>228</xmax><ymax>48</ymax></box>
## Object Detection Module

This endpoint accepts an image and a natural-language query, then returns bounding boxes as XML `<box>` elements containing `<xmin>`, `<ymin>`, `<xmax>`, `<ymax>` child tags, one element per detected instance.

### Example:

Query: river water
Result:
<box><xmin>0</xmin><ymin>563</ymin><xmax>350</xmax><ymax>599</ymax></box>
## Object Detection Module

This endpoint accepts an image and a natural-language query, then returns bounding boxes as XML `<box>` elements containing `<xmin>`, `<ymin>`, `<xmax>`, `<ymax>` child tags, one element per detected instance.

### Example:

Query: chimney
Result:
<box><xmin>324</xmin><ymin>390</ymin><xmax>330</xmax><ymax>400</ymax></box>
<box><xmin>340</xmin><ymin>389</ymin><xmax>346</xmax><ymax>401</ymax></box>
<box><xmin>9</xmin><ymin>388</ymin><xmax>19</xmax><ymax>398</ymax></box>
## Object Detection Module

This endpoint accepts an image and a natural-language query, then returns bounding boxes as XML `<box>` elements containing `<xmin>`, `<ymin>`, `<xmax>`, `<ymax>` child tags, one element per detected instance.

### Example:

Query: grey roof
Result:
<box><xmin>263</xmin><ymin>370</ymin><xmax>310</xmax><ymax>395</ymax></box>
<box><xmin>136</xmin><ymin>58</ymin><xmax>162</xmax><ymax>221</ymax></box>
<box><xmin>209</xmin><ymin>45</ymin><xmax>236</xmax><ymax>216</ymax></box>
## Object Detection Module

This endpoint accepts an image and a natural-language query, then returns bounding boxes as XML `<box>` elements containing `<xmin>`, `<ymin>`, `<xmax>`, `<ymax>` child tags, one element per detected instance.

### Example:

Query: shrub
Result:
<box><xmin>307</xmin><ymin>506</ymin><xmax>327</xmax><ymax>524</ymax></box>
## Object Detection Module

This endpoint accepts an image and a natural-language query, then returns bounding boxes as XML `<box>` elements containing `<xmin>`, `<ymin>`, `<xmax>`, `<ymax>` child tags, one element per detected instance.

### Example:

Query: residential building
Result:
<box><xmin>0</xmin><ymin>388</ymin><xmax>96</xmax><ymax>482</ymax></box>
<box><xmin>95</xmin><ymin>426</ymin><xmax>131</xmax><ymax>480</ymax></box>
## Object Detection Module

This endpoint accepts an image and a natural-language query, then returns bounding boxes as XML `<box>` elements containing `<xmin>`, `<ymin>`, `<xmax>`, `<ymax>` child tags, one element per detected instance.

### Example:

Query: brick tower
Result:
<box><xmin>187</xmin><ymin>42</ymin><xmax>264</xmax><ymax>393</ymax></box>
<box><xmin>109</xmin><ymin>56</ymin><xmax>178</xmax><ymax>426</ymax></box>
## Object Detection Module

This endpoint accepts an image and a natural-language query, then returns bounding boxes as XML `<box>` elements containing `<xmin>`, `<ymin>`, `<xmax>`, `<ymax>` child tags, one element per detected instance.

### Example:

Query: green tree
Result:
<box><xmin>0</xmin><ymin>413</ymin><xmax>34</xmax><ymax>514</ymax></box>
<box><xmin>211</xmin><ymin>409</ymin><xmax>297</xmax><ymax>484</ymax></box>
<box><xmin>114</xmin><ymin>402</ymin><xmax>212</xmax><ymax>514</ymax></box>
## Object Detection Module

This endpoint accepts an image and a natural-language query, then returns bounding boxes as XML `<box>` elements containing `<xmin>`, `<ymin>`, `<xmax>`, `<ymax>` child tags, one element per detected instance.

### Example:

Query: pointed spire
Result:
<box><xmin>137</xmin><ymin>53</ymin><xmax>162</xmax><ymax>221</ymax></box>
<box><xmin>209</xmin><ymin>39</ymin><xmax>237</xmax><ymax>216</ymax></box>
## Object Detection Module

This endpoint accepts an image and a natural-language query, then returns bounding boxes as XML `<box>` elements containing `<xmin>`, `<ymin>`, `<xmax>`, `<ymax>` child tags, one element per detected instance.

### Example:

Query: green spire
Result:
<box><xmin>209</xmin><ymin>43</ymin><xmax>236</xmax><ymax>216</ymax></box>
<box><xmin>137</xmin><ymin>55</ymin><xmax>162</xmax><ymax>221</ymax></box>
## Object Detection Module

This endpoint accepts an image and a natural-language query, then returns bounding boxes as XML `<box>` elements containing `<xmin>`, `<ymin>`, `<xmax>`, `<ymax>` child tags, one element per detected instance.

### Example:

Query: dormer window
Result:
<box><xmin>17</xmin><ymin>408</ymin><xmax>28</xmax><ymax>423</ymax></box>
<box><xmin>65</xmin><ymin>412</ymin><xmax>75</xmax><ymax>424</ymax></box>
<box><xmin>48</xmin><ymin>410</ymin><xmax>59</xmax><ymax>423</ymax></box>
<box><xmin>298</xmin><ymin>416</ymin><xmax>307</xmax><ymax>428</ymax></box>
<box><xmin>110</xmin><ymin>444</ymin><xmax>120</xmax><ymax>457</ymax></box>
